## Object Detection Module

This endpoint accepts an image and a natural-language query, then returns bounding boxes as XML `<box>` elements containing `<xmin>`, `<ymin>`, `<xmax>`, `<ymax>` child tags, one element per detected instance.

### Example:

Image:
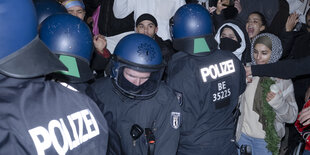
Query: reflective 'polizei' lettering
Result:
<box><xmin>28</xmin><ymin>109</ymin><xmax>100</xmax><ymax>155</ymax></box>
<box><xmin>200</xmin><ymin>59</ymin><xmax>235</xmax><ymax>82</ymax></box>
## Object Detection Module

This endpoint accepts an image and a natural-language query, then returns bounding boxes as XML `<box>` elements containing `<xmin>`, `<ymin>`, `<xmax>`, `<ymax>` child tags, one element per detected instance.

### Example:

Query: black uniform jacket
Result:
<box><xmin>0</xmin><ymin>75</ymin><xmax>108</xmax><ymax>155</ymax></box>
<box><xmin>167</xmin><ymin>49</ymin><xmax>246</xmax><ymax>155</ymax></box>
<box><xmin>90</xmin><ymin>77</ymin><xmax>181</xmax><ymax>155</ymax></box>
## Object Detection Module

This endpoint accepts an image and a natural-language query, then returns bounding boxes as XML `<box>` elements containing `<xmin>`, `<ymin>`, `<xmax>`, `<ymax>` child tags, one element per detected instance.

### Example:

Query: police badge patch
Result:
<box><xmin>170</xmin><ymin>112</ymin><xmax>181</xmax><ymax>129</ymax></box>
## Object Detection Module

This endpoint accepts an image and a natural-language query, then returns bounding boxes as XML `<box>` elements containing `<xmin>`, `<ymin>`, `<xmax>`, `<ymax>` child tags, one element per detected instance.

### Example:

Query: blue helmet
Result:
<box><xmin>171</xmin><ymin>4</ymin><xmax>213</xmax><ymax>39</ymax></box>
<box><xmin>40</xmin><ymin>13</ymin><xmax>94</xmax><ymax>83</ymax></box>
<box><xmin>0</xmin><ymin>0</ymin><xmax>66</xmax><ymax>78</ymax></box>
<box><xmin>34</xmin><ymin>0</ymin><xmax>67</xmax><ymax>25</ymax></box>
<box><xmin>111</xmin><ymin>33</ymin><xmax>165</xmax><ymax>99</ymax></box>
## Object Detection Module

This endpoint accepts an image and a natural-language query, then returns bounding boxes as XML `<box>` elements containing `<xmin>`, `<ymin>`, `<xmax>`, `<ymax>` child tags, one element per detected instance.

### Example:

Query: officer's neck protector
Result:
<box><xmin>0</xmin><ymin>36</ymin><xmax>67</xmax><ymax>78</ymax></box>
<box><xmin>173</xmin><ymin>34</ymin><xmax>218</xmax><ymax>56</ymax></box>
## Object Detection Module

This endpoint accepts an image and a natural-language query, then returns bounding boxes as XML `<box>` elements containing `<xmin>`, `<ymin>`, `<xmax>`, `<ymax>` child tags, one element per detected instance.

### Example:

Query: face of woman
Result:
<box><xmin>253</xmin><ymin>43</ymin><xmax>272</xmax><ymax>64</ymax></box>
<box><xmin>246</xmin><ymin>13</ymin><xmax>265</xmax><ymax>40</ymax></box>
<box><xmin>220</xmin><ymin>27</ymin><xmax>238</xmax><ymax>42</ymax></box>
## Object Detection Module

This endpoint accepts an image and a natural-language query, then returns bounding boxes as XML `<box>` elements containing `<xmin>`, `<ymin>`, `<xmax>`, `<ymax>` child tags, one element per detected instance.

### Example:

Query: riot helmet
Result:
<box><xmin>34</xmin><ymin>0</ymin><xmax>67</xmax><ymax>25</ymax></box>
<box><xmin>170</xmin><ymin>4</ymin><xmax>217</xmax><ymax>55</ymax></box>
<box><xmin>40</xmin><ymin>13</ymin><xmax>94</xmax><ymax>83</ymax></box>
<box><xmin>0</xmin><ymin>0</ymin><xmax>66</xmax><ymax>78</ymax></box>
<box><xmin>171</xmin><ymin>4</ymin><xmax>213</xmax><ymax>40</ymax></box>
<box><xmin>111</xmin><ymin>33</ymin><xmax>165</xmax><ymax>99</ymax></box>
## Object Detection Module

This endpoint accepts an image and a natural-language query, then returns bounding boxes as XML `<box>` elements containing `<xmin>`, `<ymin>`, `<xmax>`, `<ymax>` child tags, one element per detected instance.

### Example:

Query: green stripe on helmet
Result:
<box><xmin>59</xmin><ymin>55</ymin><xmax>80</xmax><ymax>78</ymax></box>
<box><xmin>194</xmin><ymin>38</ymin><xmax>210</xmax><ymax>54</ymax></box>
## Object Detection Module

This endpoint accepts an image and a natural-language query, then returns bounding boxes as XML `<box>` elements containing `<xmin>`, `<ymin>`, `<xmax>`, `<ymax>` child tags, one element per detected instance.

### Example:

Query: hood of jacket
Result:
<box><xmin>214</xmin><ymin>20</ymin><xmax>251</xmax><ymax>62</ymax></box>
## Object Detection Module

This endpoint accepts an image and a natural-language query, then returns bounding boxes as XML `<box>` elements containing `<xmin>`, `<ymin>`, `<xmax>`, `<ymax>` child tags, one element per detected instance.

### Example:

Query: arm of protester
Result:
<box><xmin>215</xmin><ymin>0</ymin><xmax>227</xmax><ymax>15</ymax></box>
<box><xmin>298</xmin><ymin>106</ymin><xmax>310</xmax><ymax>126</ymax></box>
<box><xmin>277</xmin><ymin>13</ymin><xmax>299</xmax><ymax>59</ymax></box>
<box><xmin>91</xmin><ymin>34</ymin><xmax>111</xmax><ymax>76</ymax></box>
<box><xmin>285</xmin><ymin>12</ymin><xmax>299</xmax><ymax>32</ymax></box>
<box><xmin>234</xmin><ymin>0</ymin><xmax>242</xmax><ymax>14</ymax></box>
<box><xmin>267</xmin><ymin>80</ymin><xmax>298</xmax><ymax>123</ymax></box>
<box><xmin>93</xmin><ymin>35</ymin><xmax>107</xmax><ymax>54</ymax></box>
<box><xmin>212</xmin><ymin>0</ymin><xmax>228</xmax><ymax>30</ymax></box>
<box><xmin>250</xmin><ymin>56</ymin><xmax>310</xmax><ymax>79</ymax></box>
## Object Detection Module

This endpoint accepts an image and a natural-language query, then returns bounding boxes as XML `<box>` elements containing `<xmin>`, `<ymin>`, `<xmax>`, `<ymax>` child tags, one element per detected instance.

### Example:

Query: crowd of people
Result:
<box><xmin>1</xmin><ymin>0</ymin><xmax>310</xmax><ymax>154</ymax></box>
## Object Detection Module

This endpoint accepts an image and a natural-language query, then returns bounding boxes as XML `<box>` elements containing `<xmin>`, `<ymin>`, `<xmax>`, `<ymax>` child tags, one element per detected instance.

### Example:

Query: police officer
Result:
<box><xmin>40</xmin><ymin>13</ymin><xmax>95</xmax><ymax>92</ymax></box>
<box><xmin>167</xmin><ymin>4</ymin><xmax>246</xmax><ymax>154</ymax></box>
<box><xmin>36</xmin><ymin>0</ymin><xmax>111</xmax><ymax>79</ymax></box>
<box><xmin>88</xmin><ymin>33</ymin><xmax>181</xmax><ymax>155</ymax></box>
<box><xmin>0</xmin><ymin>0</ymin><xmax>108</xmax><ymax>154</ymax></box>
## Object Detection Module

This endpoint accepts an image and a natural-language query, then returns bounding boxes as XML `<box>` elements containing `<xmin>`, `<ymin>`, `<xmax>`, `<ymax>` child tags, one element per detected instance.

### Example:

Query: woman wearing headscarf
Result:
<box><xmin>236</xmin><ymin>33</ymin><xmax>298</xmax><ymax>155</ymax></box>
<box><xmin>214</xmin><ymin>19</ymin><xmax>251</xmax><ymax>63</ymax></box>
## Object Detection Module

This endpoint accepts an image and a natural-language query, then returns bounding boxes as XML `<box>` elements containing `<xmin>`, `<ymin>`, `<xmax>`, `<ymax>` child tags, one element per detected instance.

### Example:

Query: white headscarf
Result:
<box><xmin>214</xmin><ymin>23</ymin><xmax>246</xmax><ymax>60</ymax></box>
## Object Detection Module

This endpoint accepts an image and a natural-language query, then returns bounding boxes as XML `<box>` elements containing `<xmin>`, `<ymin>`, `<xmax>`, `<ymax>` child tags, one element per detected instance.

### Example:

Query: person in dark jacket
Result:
<box><xmin>167</xmin><ymin>4</ymin><xmax>246</xmax><ymax>154</ymax></box>
<box><xmin>211</xmin><ymin>0</ymin><xmax>239</xmax><ymax>29</ymax></box>
<box><xmin>285</xmin><ymin>9</ymin><xmax>310</xmax><ymax>154</ymax></box>
<box><xmin>135</xmin><ymin>13</ymin><xmax>175</xmax><ymax>64</ymax></box>
<box><xmin>0</xmin><ymin>0</ymin><xmax>108</xmax><ymax>154</ymax></box>
<box><xmin>290</xmin><ymin>8</ymin><xmax>310</xmax><ymax>111</ymax></box>
<box><xmin>135</xmin><ymin>13</ymin><xmax>176</xmax><ymax>80</ymax></box>
<box><xmin>211</xmin><ymin>0</ymin><xmax>278</xmax><ymax>30</ymax></box>
<box><xmin>88</xmin><ymin>33</ymin><xmax>181</xmax><ymax>155</ymax></box>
